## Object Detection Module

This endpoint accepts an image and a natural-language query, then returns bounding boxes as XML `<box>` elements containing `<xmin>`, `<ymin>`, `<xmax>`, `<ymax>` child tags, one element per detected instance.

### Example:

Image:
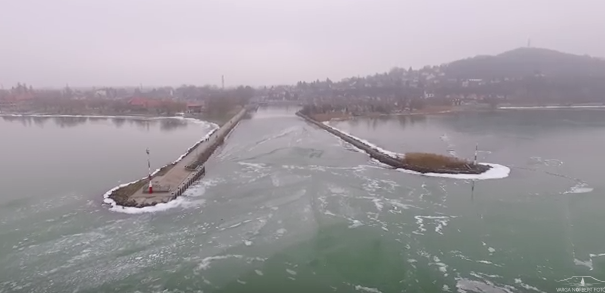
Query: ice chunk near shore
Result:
<box><xmin>564</xmin><ymin>182</ymin><xmax>594</xmax><ymax>194</ymax></box>
<box><xmin>397</xmin><ymin>163</ymin><xmax>510</xmax><ymax>180</ymax></box>
<box><xmin>354</xmin><ymin>285</ymin><xmax>383</xmax><ymax>293</ymax></box>
<box><xmin>112</xmin><ymin>197</ymin><xmax>188</xmax><ymax>214</ymax></box>
<box><xmin>323</xmin><ymin>122</ymin><xmax>510</xmax><ymax>180</ymax></box>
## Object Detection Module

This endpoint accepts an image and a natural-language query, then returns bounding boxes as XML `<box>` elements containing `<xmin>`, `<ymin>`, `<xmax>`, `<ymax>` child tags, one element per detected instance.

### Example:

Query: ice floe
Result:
<box><xmin>564</xmin><ymin>182</ymin><xmax>594</xmax><ymax>194</ymax></box>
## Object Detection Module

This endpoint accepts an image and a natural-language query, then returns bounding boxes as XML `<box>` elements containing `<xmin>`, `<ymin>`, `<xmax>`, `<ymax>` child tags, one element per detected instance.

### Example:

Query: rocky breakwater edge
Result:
<box><xmin>103</xmin><ymin>108</ymin><xmax>249</xmax><ymax>213</ymax></box>
<box><xmin>296</xmin><ymin>111</ymin><xmax>510</xmax><ymax>180</ymax></box>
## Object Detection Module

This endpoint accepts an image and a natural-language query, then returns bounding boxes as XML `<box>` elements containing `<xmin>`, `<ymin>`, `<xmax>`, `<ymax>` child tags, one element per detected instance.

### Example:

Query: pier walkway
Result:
<box><xmin>129</xmin><ymin>109</ymin><xmax>246</xmax><ymax>206</ymax></box>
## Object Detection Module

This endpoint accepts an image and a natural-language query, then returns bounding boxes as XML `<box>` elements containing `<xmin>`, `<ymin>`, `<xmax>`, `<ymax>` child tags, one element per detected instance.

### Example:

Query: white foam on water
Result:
<box><xmin>432</xmin><ymin>256</ymin><xmax>448</xmax><ymax>276</ymax></box>
<box><xmin>472</xmin><ymin>272</ymin><xmax>502</xmax><ymax>279</ymax></box>
<box><xmin>328</xmin><ymin>185</ymin><xmax>346</xmax><ymax>194</ymax></box>
<box><xmin>476</xmin><ymin>260</ymin><xmax>502</xmax><ymax>267</ymax></box>
<box><xmin>574</xmin><ymin>258</ymin><xmax>593</xmax><ymax>270</ymax></box>
<box><xmin>456</xmin><ymin>278</ymin><xmax>515</xmax><ymax>293</ymax></box>
<box><xmin>286</xmin><ymin>269</ymin><xmax>297</xmax><ymax>275</ymax></box>
<box><xmin>372</xmin><ymin>198</ymin><xmax>384</xmax><ymax>212</ymax></box>
<box><xmin>348</xmin><ymin>220</ymin><xmax>363</xmax><ymax>228</ymax></box>
<box><xmin>258</xmin><ymin>126</ymin><xmax>299</xmax><ymax>144</ymax></box>
<box><xmin>271</xmin><ymin>174</ymin><xmax>281</xmax><ymax>187</ymax></box>
<box><xmin>201</xmin><ymin>177</ymin><xmax>226</xmax><ymax>188</ymax></box>
<box><xmin>514</xmin><ymin>278</ymin><xmax>543</xmax><ymax>292</ymax></box>
<box><xmin>564</xmin><ymin>182</ymin><xmax>594</xmax><ymax>194</ymax></box>
<box><xmin>201</xmin><ymin>276</ymin><xmax>213</xmax><ymax>285</ymax></box>
<box><xmin>324</xmin><ymin>122</ymin><xmax>510</xmax><ymax>180</ymax></box>
<box><xmin>255</xmin><ymin>269</ymin><xmax>264</xmax><ymax>276</ymax></box>
<box><xmin>414</xmin><ymin>216</ymin><xmax>427</xmax><ymax>234</ymax></box>
<box><xmin>239</xmin><ymin>162</ymin><xmax>267</xmax><ymax>171</ymax></box>
<box><xmin>435</xmin><ymin>219</ymin><xmax>448</xmax><ymax>235</ymax></box>
<box><xmin>388</xmin><ymin>199</ymin><xmax>416</xmax><ymax>210</ymax></box>
<box><xmin>197</xmin><ymin>254</ymin><xmax>244</xmax><ymax>270</ymax></box>
<box><xmin>415</xmin><ymin>215</ymin><xmax>452</xmax><ymax>235</ymax></box>
<box><xmin>244</xmin><ymin>240</ymin><xmax>252</xmax><ymax>246</ymax></box>
<box><xmin>229</xmin><ymin>222</ymin><xmax>243</xmax><ymax>229</ymax></box>
<box><xmin>442</xmin><ymin>284</ymin><xmax>451</xmax><ymax>292</ymax></box>
<box><xmin>529</xmin><ymin>156</ymin><xmax>564</xmax><ymax>167</ymax></box>
<box><xmin>102</xmin><ymin>121</ymin><xmax>219</xmax><ymax>213</ymax></box>
<box><xmin>275</xmin><ymin>228</ymin><xmax>287</xmax><ymax>237</ymax></box>
<box><xmin>324</xmin><ymin>210</ymin><xmax>337</xmax><ymax>216</ymax></box>
<box><xmin>354</xmin><ymin>285</ymin><xmax>383</xmax><ymax>293</ymax></box>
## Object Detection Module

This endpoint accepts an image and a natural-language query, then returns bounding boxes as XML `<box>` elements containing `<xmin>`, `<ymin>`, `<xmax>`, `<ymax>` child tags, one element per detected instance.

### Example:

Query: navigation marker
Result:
<box><xmin>146</xmin><ymin>148</ymin><xmax>153</xmax><ymax>194</ymax></box>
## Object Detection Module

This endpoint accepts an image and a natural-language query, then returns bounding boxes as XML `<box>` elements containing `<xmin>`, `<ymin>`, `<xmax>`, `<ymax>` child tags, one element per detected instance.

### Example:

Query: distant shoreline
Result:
<box><xmin>498</xmin><ymin>105</ymin><xmax>605</xmax><ymax>110</ymax></box>
<box><xmin>309</xmin><ymin>106</ymin><xmax>456</xmax><ymax>122</ymax></box>
<box><xmin>309</xmin><ymin>103</ymin><xmax>605</xmax><ymax>122</ymax></box>
<box><xmin>0</xmin><ymin>111</ymin><xmax>235</xmax><ymax>128</ymax></box>
<box><xmin>0</xmin><ymin>112</ymin><xmax>179</xmax><ymax>120</ymax></box>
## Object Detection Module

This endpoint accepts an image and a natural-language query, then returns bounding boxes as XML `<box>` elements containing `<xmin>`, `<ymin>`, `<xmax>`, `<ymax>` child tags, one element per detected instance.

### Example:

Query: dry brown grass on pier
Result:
<box><xmin>402</xmin><ymin>152</ymin><xmax>472</xmax><ymax>170</ymax></box>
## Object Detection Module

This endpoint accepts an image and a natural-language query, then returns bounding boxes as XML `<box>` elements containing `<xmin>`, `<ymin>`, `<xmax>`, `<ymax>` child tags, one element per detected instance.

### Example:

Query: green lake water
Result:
<box><xmin>1</xmin><ymin>108</ymin><xmax>604</xmax><ymax>292</ymax></box>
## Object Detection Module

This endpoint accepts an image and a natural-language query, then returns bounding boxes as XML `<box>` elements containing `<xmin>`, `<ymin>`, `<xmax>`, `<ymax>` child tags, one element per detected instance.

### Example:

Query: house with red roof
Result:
<box><xmin>186</xmin><ymin>101</ymin><xmax>206</xmax><ymax>113</ymax></box>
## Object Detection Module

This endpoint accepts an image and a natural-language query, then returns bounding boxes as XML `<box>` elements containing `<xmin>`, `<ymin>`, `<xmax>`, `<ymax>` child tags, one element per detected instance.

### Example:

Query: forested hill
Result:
<box><xmin>444</xmin><ymin>47</ymin><xmax>605</xmax><ymax>79</ymax></box>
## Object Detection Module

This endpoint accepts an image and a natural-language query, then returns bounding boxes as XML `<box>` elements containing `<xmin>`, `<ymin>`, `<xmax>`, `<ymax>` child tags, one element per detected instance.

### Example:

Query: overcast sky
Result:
<box><xmin>1</xmin><ymin>0</ymin><xmax>603</xmax><ymax>88</ymax></box>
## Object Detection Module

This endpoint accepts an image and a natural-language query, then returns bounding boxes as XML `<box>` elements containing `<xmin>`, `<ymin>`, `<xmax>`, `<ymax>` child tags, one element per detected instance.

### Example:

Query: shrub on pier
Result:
<box><xmin>402</xmin><ymin>153</ymin><xmax>475</xmax><ymax>172</ymax></box>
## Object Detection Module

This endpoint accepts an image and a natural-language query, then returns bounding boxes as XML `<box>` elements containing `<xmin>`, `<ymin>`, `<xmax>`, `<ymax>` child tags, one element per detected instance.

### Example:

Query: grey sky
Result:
<box><xmin>1</xmin><ymin>0</ymin><xmax>603</xmax><ymax>88</ymax></box>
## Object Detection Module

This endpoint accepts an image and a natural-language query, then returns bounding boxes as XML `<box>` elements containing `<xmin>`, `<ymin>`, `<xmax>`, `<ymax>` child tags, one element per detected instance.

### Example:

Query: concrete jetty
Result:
<box><xmin>109</xmin><ymin>108</ymin><xmax>248</xmax><ymax>208</ymax></box>
<box><xmin>296</xmin><ymin>111</ymin><xmax>490</xmax><ymax>174</ymax></box>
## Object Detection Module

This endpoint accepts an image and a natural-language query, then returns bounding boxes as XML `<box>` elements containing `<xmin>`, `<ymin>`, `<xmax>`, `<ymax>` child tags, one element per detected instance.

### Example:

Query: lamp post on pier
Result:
<box><xmin>146</xmin><ymin>148</ymin><xmax>153</xmax><ymax>194</ymax></box>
